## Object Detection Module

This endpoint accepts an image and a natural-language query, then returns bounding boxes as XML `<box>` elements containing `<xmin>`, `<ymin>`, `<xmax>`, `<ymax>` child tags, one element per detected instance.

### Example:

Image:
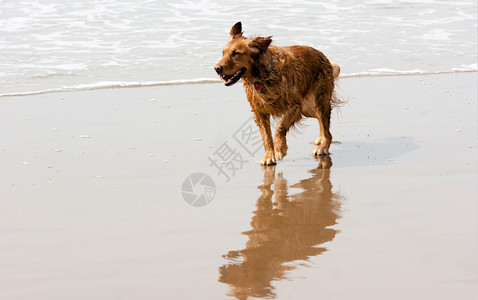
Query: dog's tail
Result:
<box><xmin>330</xmin><ymin>61</ymin><xmax>340</xmax><ymax>81</ymax></box>
<box><xmin>329</xmin><ymin>61</ymin><xmax>344</xmax><ymax>108</ymax></box>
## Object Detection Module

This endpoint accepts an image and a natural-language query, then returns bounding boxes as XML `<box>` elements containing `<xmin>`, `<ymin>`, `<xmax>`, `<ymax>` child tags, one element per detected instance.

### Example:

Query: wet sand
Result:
<box><xmin>0</xmin><ymin>73</ymin><xmax>477</xmax><ymax>299</ymax></box>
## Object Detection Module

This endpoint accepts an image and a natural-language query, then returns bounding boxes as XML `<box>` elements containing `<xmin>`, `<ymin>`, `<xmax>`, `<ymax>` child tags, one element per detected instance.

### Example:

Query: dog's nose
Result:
<box><xmin>214</xmin><ymin>64</ymin><xmax>223</xmax><ymax>75</ymax></box>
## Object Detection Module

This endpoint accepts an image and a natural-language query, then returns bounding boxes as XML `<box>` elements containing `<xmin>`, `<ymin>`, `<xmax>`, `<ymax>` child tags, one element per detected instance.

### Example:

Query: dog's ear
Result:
<box><xmin>230</xmin><ymin>22</ymin><xmax>243</xmax><ymax>38</ymax></box>
<box><xmin>249</xmin><ymin>36</ymin><xmax>272</xmax><ymax>55</ymax></box>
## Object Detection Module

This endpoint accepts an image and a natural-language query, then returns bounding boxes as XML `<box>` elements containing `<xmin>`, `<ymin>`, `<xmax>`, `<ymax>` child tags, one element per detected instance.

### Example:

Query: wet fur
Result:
<box><xmin>215</xmin><ymin>22</ymin><xmax>341</xmax><ymax>165</ymax></box>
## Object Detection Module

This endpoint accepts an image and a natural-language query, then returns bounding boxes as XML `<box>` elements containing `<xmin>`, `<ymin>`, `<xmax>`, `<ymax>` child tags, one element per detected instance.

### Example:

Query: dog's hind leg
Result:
<box><xmin>274</xmin><ymin>105</ymin><xmax>302</xmax><ymax>161</ymax></box>
<box><xmin>313</xmin><ymin>101</ymin><xmax>332</xmax><ymax>156</ymax></box>
<box><xmin>254</xmin><ymin>112</ymin><xmax>276</xmax><ymax>165</ymax></box>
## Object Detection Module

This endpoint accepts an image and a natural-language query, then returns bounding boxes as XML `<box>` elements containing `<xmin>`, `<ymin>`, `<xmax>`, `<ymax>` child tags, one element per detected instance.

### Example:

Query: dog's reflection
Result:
<box><xmin>219</xmin><ymin>156</ymin><xmax>343</xmax><ymax>299</ymax></box>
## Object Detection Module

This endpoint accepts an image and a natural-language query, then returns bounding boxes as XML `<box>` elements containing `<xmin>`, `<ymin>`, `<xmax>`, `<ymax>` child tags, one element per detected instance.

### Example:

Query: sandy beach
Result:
<box><xmin>0</xmin><ymin>72</ymin><xmax>477</xmax><ymax>299</ymax></box>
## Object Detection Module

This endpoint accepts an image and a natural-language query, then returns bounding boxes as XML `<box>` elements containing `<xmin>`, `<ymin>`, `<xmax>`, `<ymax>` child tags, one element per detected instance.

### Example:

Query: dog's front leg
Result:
<box><xmin>274</xmin><ymin>105</ymin><xmax>302</xmax><ymax>161</ymax></box>
<box><xmin>254</xmin><ymin>112</ymin><xmax>276</xmax><ymax>165</ymax></box>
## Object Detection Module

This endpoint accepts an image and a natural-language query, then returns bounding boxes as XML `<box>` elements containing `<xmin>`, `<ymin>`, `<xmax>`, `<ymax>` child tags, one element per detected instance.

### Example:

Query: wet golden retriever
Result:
<box><xmin>214</xmin><ymin>22</ymin><xmax>341</xmax><ymax>165</ymax></box>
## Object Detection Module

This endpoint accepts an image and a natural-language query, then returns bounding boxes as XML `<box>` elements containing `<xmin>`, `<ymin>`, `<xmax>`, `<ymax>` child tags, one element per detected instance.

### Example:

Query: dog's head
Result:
<box><xmin>214</xmin><ymin>22</ymin><xmax>272</xmax><ymax>86</ymax></box>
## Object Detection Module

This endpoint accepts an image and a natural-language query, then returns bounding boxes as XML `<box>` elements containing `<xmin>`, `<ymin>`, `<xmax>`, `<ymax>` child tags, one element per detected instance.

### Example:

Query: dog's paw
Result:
<box><xmin>312</xmin><ymin>147</ymin><xmax>329</xmax><ymax>156</ymax></box>
<box><xmin>314</xmin><ymin>136</ymin><xmax>331</xmax><ymax>156</ymax></box>
<box><xmin>260</xmin><ymin>151</ymin><xmax>276</xmax><ymax>165</ymax></box>
<box><xmin>274</xmin><ymin>139</ymin><xmax>288</xmax><ymax>161</ymax></box>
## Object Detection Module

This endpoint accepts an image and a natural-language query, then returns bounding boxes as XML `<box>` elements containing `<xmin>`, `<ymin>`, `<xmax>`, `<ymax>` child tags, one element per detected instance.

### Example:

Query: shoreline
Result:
<box><xmin>1</xmin><ymin>68</ymin><xmax>476</xmax><ymax>98</ymax></box>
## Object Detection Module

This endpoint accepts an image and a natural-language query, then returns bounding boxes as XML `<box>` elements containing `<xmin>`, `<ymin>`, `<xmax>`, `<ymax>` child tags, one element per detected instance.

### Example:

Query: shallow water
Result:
<box><xmin>0</xmin><ymin>0</ymin><xmax>476</xmax><ymax>95</ymax></box>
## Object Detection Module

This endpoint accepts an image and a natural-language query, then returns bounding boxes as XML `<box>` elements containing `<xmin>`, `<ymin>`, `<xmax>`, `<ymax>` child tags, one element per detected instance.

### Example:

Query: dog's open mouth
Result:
<box><xmin>220</xmin><ymin>68</ymin><xmax>246</xmax><ymax>86</ymax></box>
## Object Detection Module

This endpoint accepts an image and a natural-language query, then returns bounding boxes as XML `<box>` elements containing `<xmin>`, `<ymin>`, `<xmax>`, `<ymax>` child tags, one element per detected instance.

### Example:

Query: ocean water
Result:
<box><xmin>0</xmin><ymin>0</ymin><xmax>476</xmax><ymax>96</ymax></box>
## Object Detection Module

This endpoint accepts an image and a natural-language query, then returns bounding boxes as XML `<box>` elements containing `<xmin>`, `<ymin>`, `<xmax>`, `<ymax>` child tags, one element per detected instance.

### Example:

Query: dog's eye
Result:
<box><xmin>231</xmin><ymin>50</ymin><xmax>241</xmax><ymax>57</ymax></box>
